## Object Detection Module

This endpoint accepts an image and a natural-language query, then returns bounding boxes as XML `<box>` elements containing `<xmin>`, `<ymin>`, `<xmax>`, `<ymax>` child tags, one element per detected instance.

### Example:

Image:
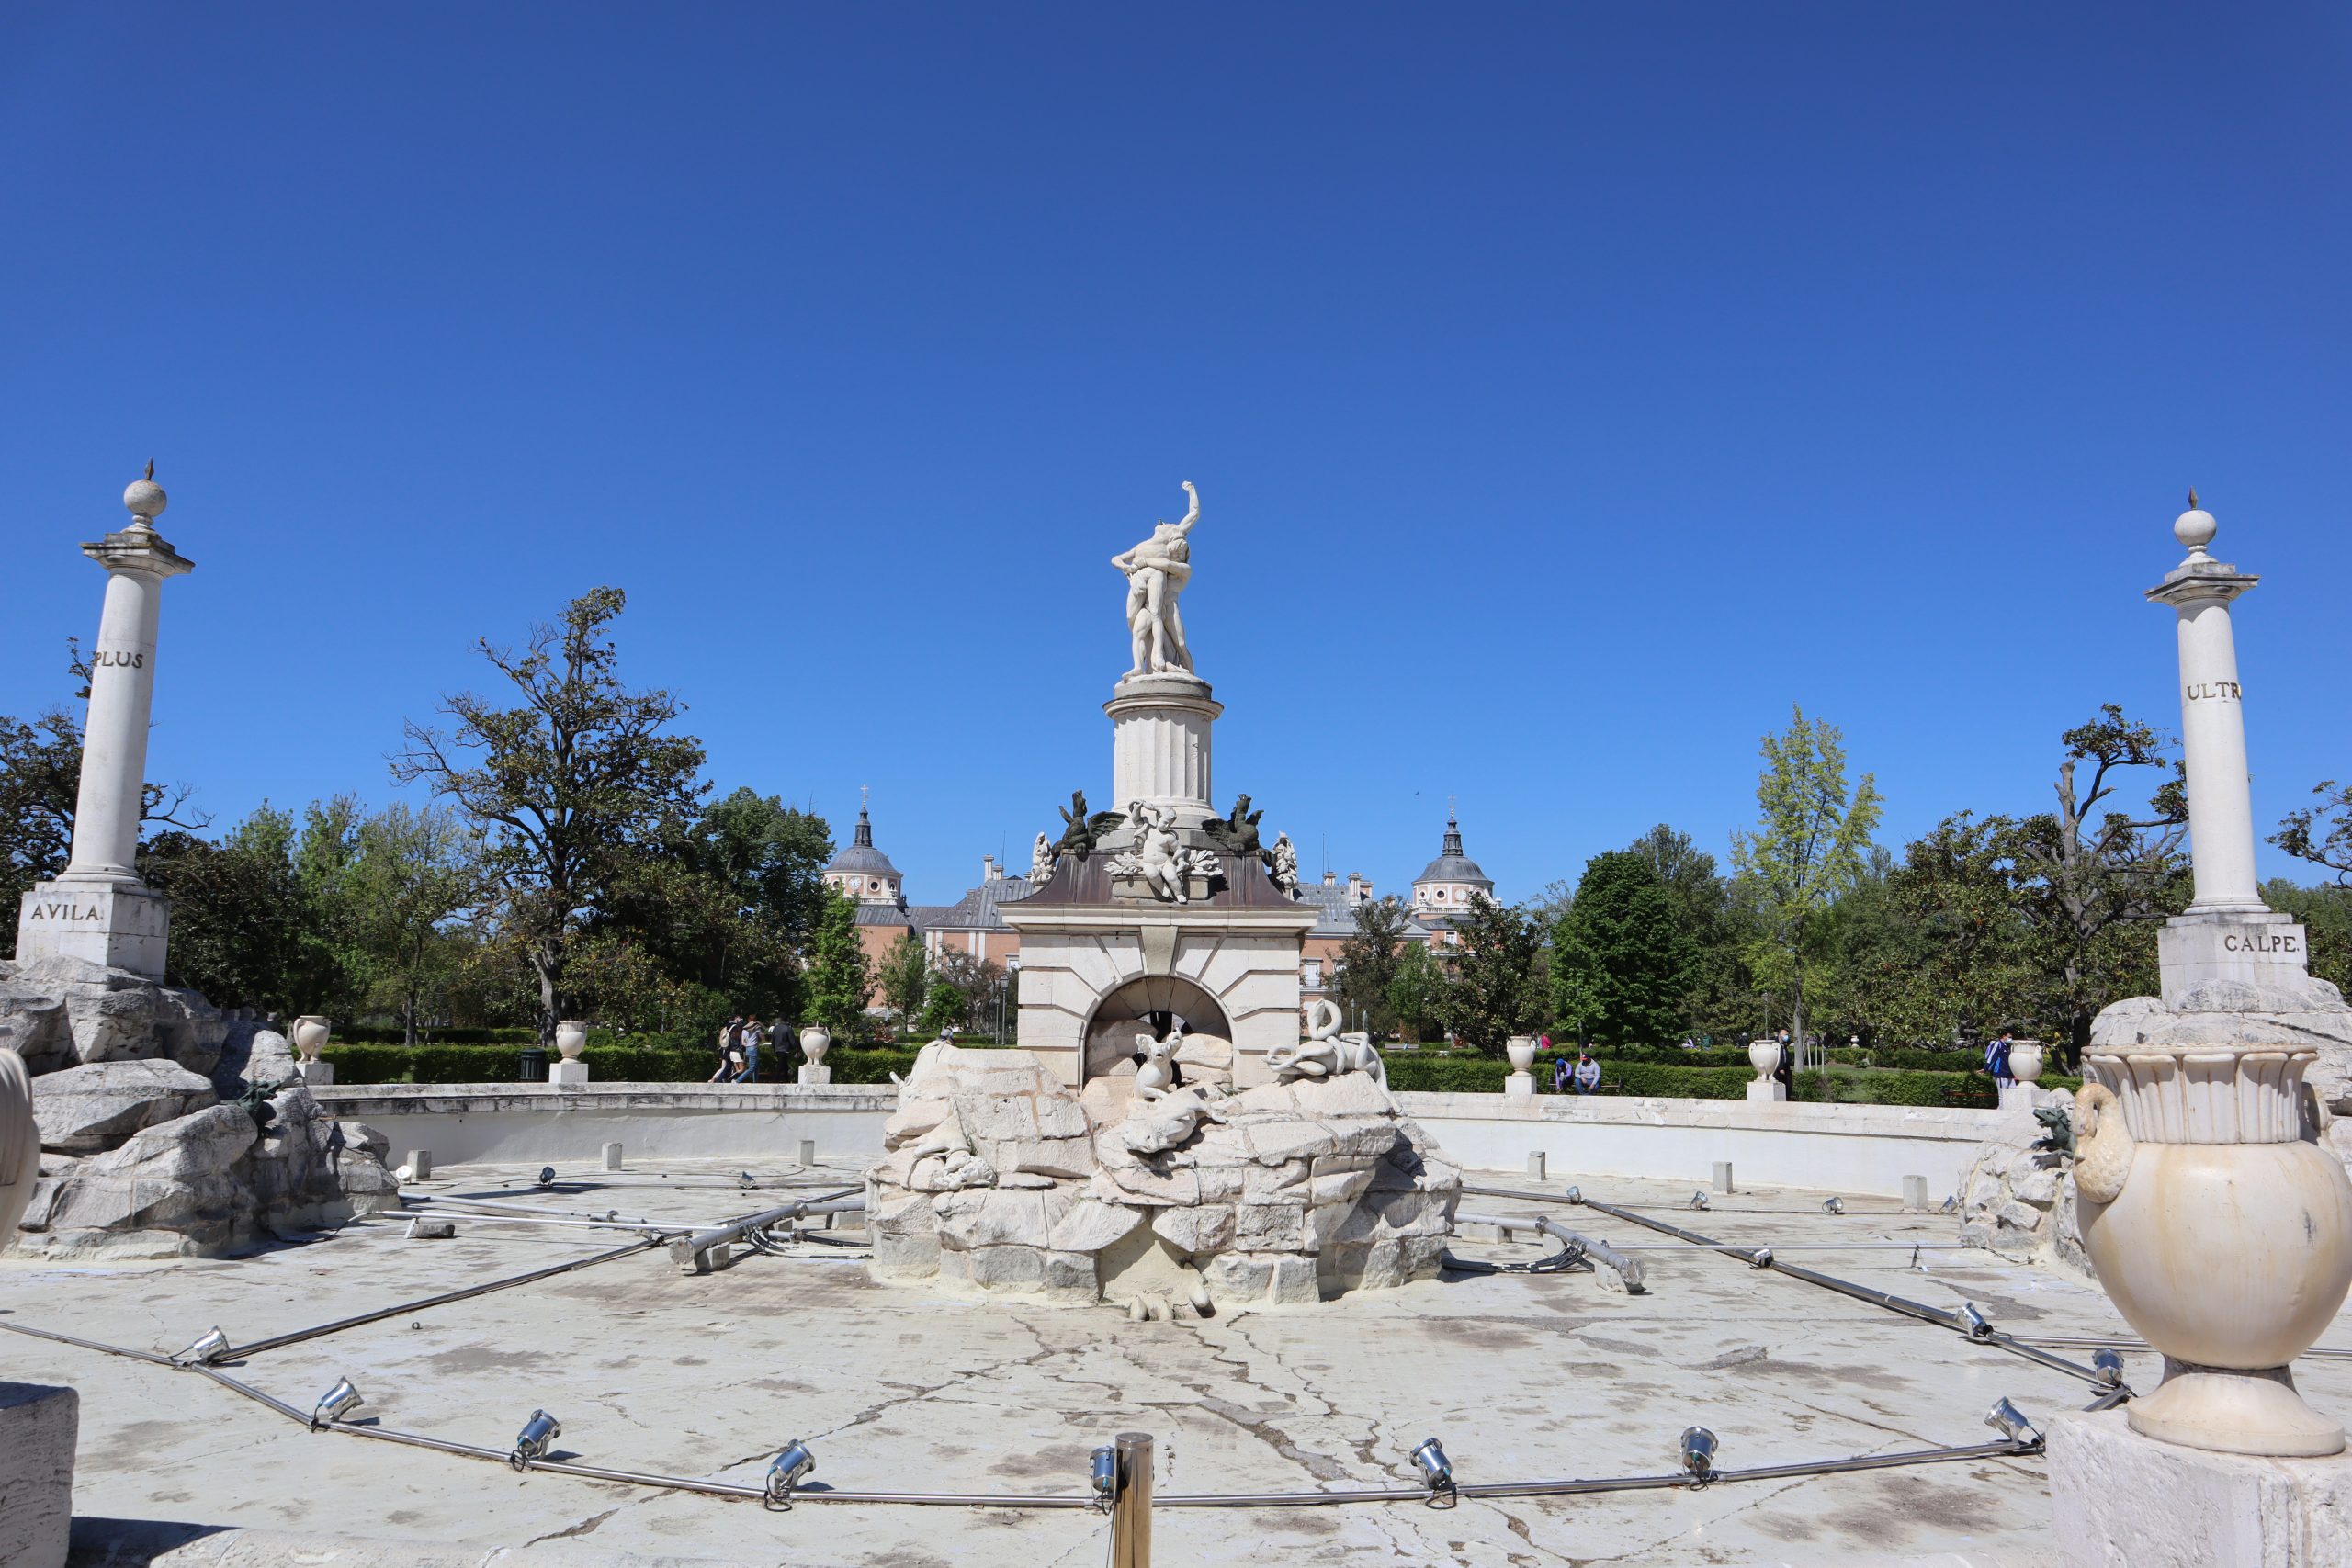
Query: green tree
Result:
<box><xmin>2267</xmin><ymin>878</ymin><xmax>2352</xmax><ymax>998</ymax></box>
<box><xmin>1730</xmin><ymin>706</ymin><xmax>1883</xmax><ymax>1069</ymax></box>
<box><xmin>805</xmin><ymin>889</ymin><xmax>874</xmax><ymax>1037</ymax></box>
<box><xmin>1627</xmin><ymin>822</ymin><xmax>1757</xmax><ymax>1038</ymax></box>
<box><xmin>140</xmin><ymin>804</ymin><xmax>311</xmax><ymax>1014</ymax></box>
<box><xmin>2274</xmin><ymin>780</ymin><xmax>2352</xmax><ymax>885</ymax></box>
<box><xmin>1440</xmin><ymin>893</ymin><xmax>1547</xmax><ymax>1054</ymax></box>
<box><xmin>340</xmin><ymin>803</ymin><xmax>488</xmax><ymax>1044</ymax></box>
<box><xmin>1336</xmin><ymin>897</ymin><xmax>1408</xmax><ymax>1037</ymax></box>
<box><xmin>916</xmin><ymin>969</ymin><xmax>968</xmax><ymax>1036</ymax></box>
<box><xmin>392</xmin><ymin>587</ymin><xmax>707</xmax><ymax>1040</ymax></box>
<box><xmin>1550</xmin><ymin>851</ymin><xmax>1700</xmax><ymax>1047</ymax></box>
<box><xmin>879</xmin><ymin>931</ymin><xmax>930</xmax><ymax>1029</ymax></box>
<box><xmin>1385</xmin><ymin>941</ymin><xmax>1450</xmax><ymax>1044</ymax></box>
<box><xmin>928</xmin><ymin>949</ymin><xmax>1010</xmax><ymax>1040</ymax></box>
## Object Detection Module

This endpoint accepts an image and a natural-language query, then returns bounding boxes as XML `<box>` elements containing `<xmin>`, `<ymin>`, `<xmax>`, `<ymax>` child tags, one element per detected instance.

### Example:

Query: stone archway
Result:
<box><xmin>1080</xmin><ymin>975</ymin><xmax>1232</xmax><ymax>1084</ymax></box>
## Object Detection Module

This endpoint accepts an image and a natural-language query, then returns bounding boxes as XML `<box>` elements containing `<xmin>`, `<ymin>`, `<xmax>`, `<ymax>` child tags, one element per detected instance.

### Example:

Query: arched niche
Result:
<box><xmin>1080</xmin><ymin>975</ymin><xmax>1232</xmax><ymax>1084</ymax></box>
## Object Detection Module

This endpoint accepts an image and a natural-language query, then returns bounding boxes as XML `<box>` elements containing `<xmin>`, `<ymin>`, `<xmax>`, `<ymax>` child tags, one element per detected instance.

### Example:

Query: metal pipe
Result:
<box><xmin>1111</xmin><ymin>1431</ymin><xmax>1154</xmax><ymax>1565</ymax></box>
<box><xmin>217</xmin><ymin>1236</ymin><xmax>667</xmax><ymax>1360</ymax></box>
<box><xmin>409</xmin><ymin>1196</ymin><xmax>721</xmax><ymax>1229</ymax></box>
<box><xmin>668</xmin><ymin>1197</ymin><xmax>866</xmax><ymax>1270</ymax></box>
<box><xmin>0</xmin><ymin>1318</ymin><xmax>180</xmax><ymax>1366</ymax></box>
<box><xmin>1556</xmin><ymin>1189</ymin><xmax>2121</xmax><ymax>1391</ymax></box>
<box><xmin>1533</xmin><ymin>1217</ymin><xmax>1645</xmax><ymax>1291</ymax></box>
<box><xmin>379</xmin><ymin>1209</ymin><xmax>671</xmax><ymax>1235</ymax></box>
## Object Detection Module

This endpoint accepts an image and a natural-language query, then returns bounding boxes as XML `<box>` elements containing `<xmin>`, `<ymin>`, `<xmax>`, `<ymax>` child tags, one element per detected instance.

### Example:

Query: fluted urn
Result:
<box><xmin>2075</xmin><ymin>1031</ymin><xmax>2352</xmax><ymax>1456</ymax></box>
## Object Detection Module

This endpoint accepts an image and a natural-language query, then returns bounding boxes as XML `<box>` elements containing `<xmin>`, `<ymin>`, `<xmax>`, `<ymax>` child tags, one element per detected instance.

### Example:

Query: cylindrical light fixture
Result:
<box><xmin>311</xmin><ymin>1379</ymin><xmax>363</xmax><ymax>1429</ymax></box>
<box><xmin>510</xmin><ymin>1409</ymin><xmax>561</xmax><ymax>1472</ymax></box>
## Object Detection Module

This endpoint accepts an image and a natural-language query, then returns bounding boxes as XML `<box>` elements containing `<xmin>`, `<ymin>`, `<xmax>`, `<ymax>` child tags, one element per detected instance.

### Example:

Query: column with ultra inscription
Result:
<box><xmin>2143</xmin><ymin>494</ymin><xmax>2310</xmax><ymax>1003</ymax></box>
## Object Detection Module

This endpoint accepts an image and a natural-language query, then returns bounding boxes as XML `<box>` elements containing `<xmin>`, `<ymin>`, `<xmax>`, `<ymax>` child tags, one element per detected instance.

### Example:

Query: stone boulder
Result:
<box><xmin>29</xmin><ymin>1102</ymin><xmax>257</xmax><ymax>1254</ymax></box>
<box><xmin>1959</xmin><ymin>1088</ymin><xmax>2091</xmax><ymax>1279</ymax></box>
<box><xmin>207</xmin><ymin>1025</ymin><xmax>298</xmax><ymax>1101</ymax></box>
<box><xmin>865</xmin><ymin>1040</ymin><xmax>1460</xmax><ymax>1311</ymax></box>
<box><xmin>0</xmin><ymin>955</ymin><xmax>231</xmax><ymax>1077</ymax></box>
<box><xmin>31</xmin><ymin>1059</ymin><xmax>218</xmax><ymax>1154</ymax></box>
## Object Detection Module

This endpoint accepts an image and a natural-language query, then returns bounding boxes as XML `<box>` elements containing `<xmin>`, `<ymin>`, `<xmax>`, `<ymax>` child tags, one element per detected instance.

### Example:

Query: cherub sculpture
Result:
<box><xmin>1029</xmin><ymin>831</ymin><xmax>1057</xmax><ymax>887</ymax></box>
<box><xmin>1108</xmin><ymin>801</ymin><xmax>1218</xmax><ymax>903</ymax></box>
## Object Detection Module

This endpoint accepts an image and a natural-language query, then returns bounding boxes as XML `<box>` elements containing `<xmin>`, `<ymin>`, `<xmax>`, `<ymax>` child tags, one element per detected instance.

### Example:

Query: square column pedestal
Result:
<box><xmin>1746</xmin><ymin>1078</ymin><xmax>1787</xmax><ymax>1102</ymax></box>
<box><xmin>548</xmin><ymin>1060</ymin><xmax>589</xmax><ymax>1087</ymax></box>
<box><xmin>2160</xmin><ymin>910</ymin><xmax>2316</xmax><ymax>1006</ymax></box>
<box><xmin>0</xmin><ymin>1382</ymin><xmax>77</xmax><ymax>1568</ymax></box>
<box><xmin>2051</xmin><ymin>1407</ymin><xmax>2352</xmax><ymax>1567</ymax></box>
<box><xmin>797</xmin><ymin>1064</ymin><xmax>832</xmax><ymax>1084</ymax></box>
<box><xmin>16</xmin><ymin>879</ymin><xmax>170</xmax><ymax>980</ymax></box>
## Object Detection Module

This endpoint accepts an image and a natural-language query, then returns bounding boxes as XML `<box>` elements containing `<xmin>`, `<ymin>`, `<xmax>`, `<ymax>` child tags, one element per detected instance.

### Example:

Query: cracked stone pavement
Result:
<box><xmin>10</xmin><ymin>1159</ymin><xmax>2349</xmax><ymax>1566</ymax></box>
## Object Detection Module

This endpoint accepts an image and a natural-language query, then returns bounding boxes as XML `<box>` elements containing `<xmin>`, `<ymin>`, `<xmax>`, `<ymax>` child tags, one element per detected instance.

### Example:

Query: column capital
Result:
<box><xmin>80</xmin><ymin>525</ymin><xmax>194</xmax><ymax>579</ymax></box>
<box><xmin>2146</xmin><ymin>557</ymin><xmax>2255</xmax><ymax>612</ymax></box>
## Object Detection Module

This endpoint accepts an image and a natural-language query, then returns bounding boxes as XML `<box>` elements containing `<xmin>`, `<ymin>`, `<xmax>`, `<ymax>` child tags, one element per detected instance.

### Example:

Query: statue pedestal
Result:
<box><xmin>548</xmin><ymin>1060</ymin><xmax>589</xmax><ymax>1087</ymax></box>
<box><xmin>1746</xmin><ymin>1079</ymin><xmax>1787</xmax><ymax>1102</ymax></box>
<box><xmin>15</xmin><ymin>879</ymin><xmax>170</xmax><ymax>981</ymax></box>
<box><xmin>2051</xmin><ymin>1407</ymin><xmax>2352</xmax><ymax>1566</ymax></box>
<box><xmin>297</xmin><ymin>1061</ymin><xmax>334</xmax><ymax>1087</ymax></box>
<box><xmin>0</xmin><ymin>1382</ymin><xmax>76</xmax><ymax>1568</ymax></box>
<box><xmin>2160</xmin><ymin>910</ymin><xmax>2317</xmax><ymax>1006</ymax></box>
<box><xmin>1104</xmin><ymin>673</ymin><xmax>1222</xmax><ymax>826</ymax></box>
<box><xmin>1504</xmin><ymin>1072</ymin><xmax>1533</xmax><ymax>1099</ymax></box>
<box><xmin>797</xmin><ymin>1064</ymin><xmax>831</xmax><ymax>1085</ymax></box>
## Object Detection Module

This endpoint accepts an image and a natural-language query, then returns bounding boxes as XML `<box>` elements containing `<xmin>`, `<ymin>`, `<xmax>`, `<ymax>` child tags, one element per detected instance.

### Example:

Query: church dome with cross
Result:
<box><xmin>1410</xmin><ymin>808</ymin><xmax>1494</xmax><ymax>924</ymax></box>
<box><xmin>822</xmin><ymin>792</ymin><xmax>904</xmax><ymax>906</ymax></box>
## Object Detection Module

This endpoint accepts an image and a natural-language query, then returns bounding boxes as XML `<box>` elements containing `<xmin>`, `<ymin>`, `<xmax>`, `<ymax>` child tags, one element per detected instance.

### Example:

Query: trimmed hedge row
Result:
<box><xmin>334</xmin><ymin>1025</ymin><xmax>543</xmax><ymax>1046</ymax></box>
<box><xmin>318</xmin><ymin>1042</ymin><xmax>932</xmax><ymax>1086</ymax></box>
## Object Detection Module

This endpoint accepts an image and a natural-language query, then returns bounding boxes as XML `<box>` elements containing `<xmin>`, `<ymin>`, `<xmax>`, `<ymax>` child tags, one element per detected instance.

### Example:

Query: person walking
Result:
<box><xmin>1986</xmin><ymin>1029</ymin><xmax>2016</xmax><ymax>1089</ymax></box>
<box><xmin>708</xmin><ymin>1015</ymin><xmax>745</xmax><ymax>1083</ymax></box>
<box><xmin>735</xmin><ymin>1016</ymin><xmax>765</xmax><ymax>1083</ymax></box>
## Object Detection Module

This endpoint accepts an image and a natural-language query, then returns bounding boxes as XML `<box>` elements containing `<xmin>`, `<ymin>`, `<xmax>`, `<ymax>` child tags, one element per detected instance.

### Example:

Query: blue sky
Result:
<box><xmin>4</xmin><ymin>5</ymin><xmax>2346</xmax><ymax>905</ymax></box>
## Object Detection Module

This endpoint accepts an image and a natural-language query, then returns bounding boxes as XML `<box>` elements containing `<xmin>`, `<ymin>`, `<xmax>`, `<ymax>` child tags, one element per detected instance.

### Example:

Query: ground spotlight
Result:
<box><xmin>536</xmin><ymin>1166</ymin><xmax>557</xmax><ymax>1188</ymax></box>
<box><xmin>1408</xmin><ymin>1437</ymin><xmax>1455</xmax><ymax>1505</ymax></box>
<box><xmin>1563</xmin><ymin>1186</ymin><xmax>1583</xmax><ymax>1205</ymax></box>
<box><xmin>1959</xmin><ymin>1302</ymin><xmax>1994</xmax><ymax>1339</ymax></box>
<box><xmin>1748</xmin><ymin>1247</ymin><xmax>1774</xmax><ymax>1269</ymax></box>
<box><xmin>2093</xmin><ymin>1348</ymin><xmax>2125</xmax><ymax>1389</ymax></box>
<box><xmin>178</xmin><ymin>1326</ymin><xmax>230</xmax><ymax>1364</ymax></box>
<box><xmin>763</xmin><ymin>1439</ymin><xmax>816</xmax><ymax>1508</ymax></box>
<box><xmin>1679</xmin><ymin>1426</ymin><xmax>1718</xmax><ymax>1481</ymax></box>
<box><xmin>1939</xmin><ymin>1194</ymin><xmax>1959</xmax><ymax>1214</ymax></box>
<box><xmin>310</xmin><ymin>1378</ymin><xmax>363</xmax><ymax>1429</ymax></box>
<box><xmin>1091</xmin><ymin>1445</ymin><xmax>1118</xmax><ymax>1512</ymax></box>
<box><xmin>1687</xmin><ymin>1191</ymin><xmax>1710</xmax><ymax>1212</ymax></box>
<box><xmin>738</xmin><ymin>1171</ymin><xmax>759</xmax><ymax>1190</ymax></box>
<box><xmin>1822</xmin><ymin>1196</ymin><xmax>1845</xmax><ymax>1215</ymax></box>
<box><xmin>510</xmin><ymin>1409</ymin><xmax>561</xmax><ymax>1472</ymax></box>
<box><xmin>1984</xmin><ymin>1397</ymin><xmax>2042</xmax><ymax>1449</ymax></box>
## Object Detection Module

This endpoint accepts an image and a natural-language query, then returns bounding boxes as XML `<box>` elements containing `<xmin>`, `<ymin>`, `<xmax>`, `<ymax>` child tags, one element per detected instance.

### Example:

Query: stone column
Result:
<box><xmin>2148</xmin><ymin>495</ymin><xmax>2264</xmax><ymax>914</ymax></box>
<box><xmin>1104</xmin><ymin>672</ymin><xmax>1221</xmax><ymax>826</ymax></box>
<box><xmin>15</xmin><ymin>471</ymin><xmax>193</xmax><ymax>980</ymax></box>
<box><xmin>2143</xmin><ymin>497</ymin><xmax>2316</xmax><ymax>1005</ymax></box>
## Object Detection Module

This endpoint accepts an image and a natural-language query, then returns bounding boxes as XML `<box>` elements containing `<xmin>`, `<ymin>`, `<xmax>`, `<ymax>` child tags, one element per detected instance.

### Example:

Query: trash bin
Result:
<box><xmin>518</xmin><ymin>1047</ymin><xmax>548</xmax><ymax>1083</ymax></box>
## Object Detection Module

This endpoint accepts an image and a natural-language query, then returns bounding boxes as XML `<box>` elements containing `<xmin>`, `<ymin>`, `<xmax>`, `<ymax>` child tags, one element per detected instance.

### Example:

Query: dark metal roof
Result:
<box><xmin>1415</xmin><ymin>811</ymin><xmax>1492</xmax><ymax>889</ymax></box>
<box><xmin>824</xmin><ymin>800</ymin><xmax>900</xmax><ymax>878</ymax></box>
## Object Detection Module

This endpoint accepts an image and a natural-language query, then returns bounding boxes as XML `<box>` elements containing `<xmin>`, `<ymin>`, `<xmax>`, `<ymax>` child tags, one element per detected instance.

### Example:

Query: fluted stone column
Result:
<box><xmin>15</xmin><ymin>470</ymin><xmax>193</xmax><ymax>980</ymax></box>
<box><xmin>1105</xmin><ymin>672</ymin><xmax>1221</xmax><ymax>824</ymax></box>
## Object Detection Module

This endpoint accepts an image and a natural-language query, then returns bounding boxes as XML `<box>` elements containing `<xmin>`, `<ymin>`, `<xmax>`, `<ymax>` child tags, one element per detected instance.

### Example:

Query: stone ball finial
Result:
<box><xmin>123</xmin><ymin>460</ymin><xmax>167</xmax><ymax>523</ymax></box>
<box><xmin>2173</xmin><ymin>487</ymin><xmax>2216</xmax><ymax>555</ymax></box>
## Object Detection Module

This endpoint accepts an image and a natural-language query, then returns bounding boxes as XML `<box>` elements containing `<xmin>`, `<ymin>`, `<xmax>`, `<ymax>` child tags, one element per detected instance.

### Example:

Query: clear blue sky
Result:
<box><xmin>5</xmin><ymin>6</ymin><xmax>2346</xmax><ymax>905</ymax></box>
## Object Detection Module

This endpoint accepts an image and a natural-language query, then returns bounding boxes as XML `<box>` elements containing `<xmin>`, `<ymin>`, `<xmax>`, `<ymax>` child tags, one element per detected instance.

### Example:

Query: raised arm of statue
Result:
<box><xmin>1171</xmin><ymin>480</ymin><xmax>1199</xmax><ymax>536</ymax></box>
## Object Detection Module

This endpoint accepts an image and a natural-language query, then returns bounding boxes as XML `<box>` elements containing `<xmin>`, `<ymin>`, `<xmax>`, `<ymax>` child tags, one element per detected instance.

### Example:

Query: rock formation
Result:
<box><xmin>0</xmin><ymin>955</ymin><xmax>399</xmax><ymax>1258</ymax></box>
<box><xmin>865</xmin><ymin>1040</ymin><xmax>1460</xmax><ymax>1313</ymax></box>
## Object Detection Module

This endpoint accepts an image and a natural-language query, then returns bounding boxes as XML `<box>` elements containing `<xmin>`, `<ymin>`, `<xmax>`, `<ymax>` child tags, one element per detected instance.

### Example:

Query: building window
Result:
<box><xmin>1303</xmin><ymin>961</ymin><xmax>1322</xmax><ymax>988</ymax></box>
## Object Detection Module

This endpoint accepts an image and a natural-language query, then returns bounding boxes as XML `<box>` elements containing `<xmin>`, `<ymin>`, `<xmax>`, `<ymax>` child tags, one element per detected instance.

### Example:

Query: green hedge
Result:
<box><xmin>1377</xmin><ymin>1052</ymin><xmax>2007</xmax><ymax>1108</ymax></box>
<box><xmin>318</xmin><ymin>1041</ymin><xmax>933</xmax><ymax>1086</ymax></box>
<box><xmin>333</xmin><ymin>1025</ymin><xmax>543</xmax><ymax>1046</ymax></box>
